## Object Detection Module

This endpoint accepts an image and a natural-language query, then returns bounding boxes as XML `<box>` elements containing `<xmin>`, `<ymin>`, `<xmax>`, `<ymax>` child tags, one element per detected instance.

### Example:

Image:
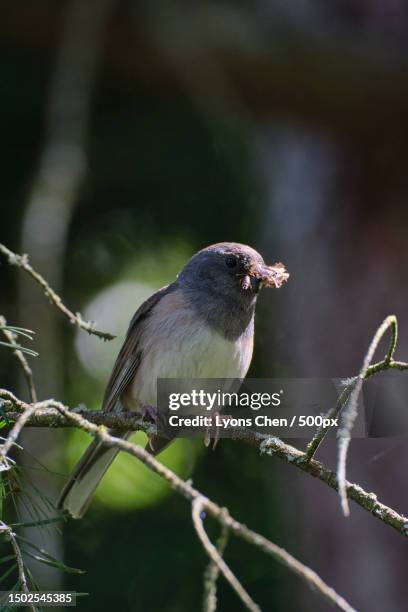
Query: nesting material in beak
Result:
<box><xmin>256</xmin><ymin>262</ymin><xmax>289</xmax><ymax>289</ymax></box>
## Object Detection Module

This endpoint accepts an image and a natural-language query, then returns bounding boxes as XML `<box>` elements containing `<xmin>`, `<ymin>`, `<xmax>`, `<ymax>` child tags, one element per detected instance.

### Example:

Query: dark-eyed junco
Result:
<box><xmin>58</xmin><ymin>243</ymin><xmax>289</xmax><ymax>518</ymax></box>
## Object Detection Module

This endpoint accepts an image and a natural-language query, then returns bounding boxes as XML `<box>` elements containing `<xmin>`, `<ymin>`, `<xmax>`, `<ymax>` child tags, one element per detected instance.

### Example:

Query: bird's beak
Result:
<box><xmin>252</xmin><ymin>262</ymin><xmax>289</xmax><ymax>289</ymax></box>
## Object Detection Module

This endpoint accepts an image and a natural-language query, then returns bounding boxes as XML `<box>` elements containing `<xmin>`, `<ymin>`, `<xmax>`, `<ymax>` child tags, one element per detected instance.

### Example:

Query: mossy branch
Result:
<box><xmin>0</xmin><ymin>389</ymin><xmax>406</xmax><ymax>539</ymax></box>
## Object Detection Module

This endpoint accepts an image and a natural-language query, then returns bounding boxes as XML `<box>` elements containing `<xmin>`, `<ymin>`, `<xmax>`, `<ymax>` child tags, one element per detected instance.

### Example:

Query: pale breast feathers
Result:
<box><xmin>123</xmin><ymin>287</ymin><xmax>254</xmax><ymax>410</ymax></box>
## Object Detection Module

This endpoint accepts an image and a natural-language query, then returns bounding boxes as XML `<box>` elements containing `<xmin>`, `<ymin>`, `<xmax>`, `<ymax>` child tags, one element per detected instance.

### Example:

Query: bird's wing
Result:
<box><xmin>102</xmin><ymin>283</ymin><xmax>176</xmax><ymax>412</ymax></box>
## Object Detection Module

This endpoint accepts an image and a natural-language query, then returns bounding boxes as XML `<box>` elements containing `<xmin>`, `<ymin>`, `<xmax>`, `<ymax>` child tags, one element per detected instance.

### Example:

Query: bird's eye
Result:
<box><xmin>225</xmin><ymin>255</ymin><xmax>237</xmax><ymax>268</ymax></box>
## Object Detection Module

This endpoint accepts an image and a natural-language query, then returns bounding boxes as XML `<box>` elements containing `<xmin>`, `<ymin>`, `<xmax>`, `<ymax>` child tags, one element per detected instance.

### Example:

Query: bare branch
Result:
<box><xmin>0</xmin><ymin>243</ymin><xmax>115</xmax><ymax>341</ymax></box>
<box><xmin>0</xmin><ymin>521</ymin><xmax>34</xmax><ymax>611</ymax></box>
<box><xmin>216</xmin><ymin>506</ymin><xmax>356</xmax><ymax>612</ymax></box>
<box><xmin>305</xmin><ymin>383</ymin><xmax>353</xmax><ymax>462</ymax></box>
<box><xmin>0</xmin><ymin>390</ymin><xmax>355</xmax><ymax>611</ymax></box>
<box><xmin>0</xmin><ymin>389</ymin><xmax>407</xmax><ymax>538</ymax></box>
<box><xmin>192</xmin><ymin>497</ymin><xmax>260</xmax><ymax>612</ymax></box>
<box><xmin>202</xmin><ymin>520</ymin><xmax>229</xmax><ymax>612</ymax></box>
<box><xmin>0</xmin><ymin>403</ymin><xmax>40</xmax><ymax>463</ymax></box>
<box><xmin>305</xmin><ymin>315</ymin><xmax>408</xmax><ymax>464</ymax></box>
<box><xmin>337</xmin><ymin>316</ymin><xmax>402</xmax><ymax>516</ymax></box>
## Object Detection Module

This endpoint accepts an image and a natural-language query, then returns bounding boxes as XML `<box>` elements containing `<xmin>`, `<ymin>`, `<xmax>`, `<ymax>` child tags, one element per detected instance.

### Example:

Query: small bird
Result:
<box><xmin>58</xmin><ymin>242</ymin><xmax>289</xmax><ymax>518</ymax></box>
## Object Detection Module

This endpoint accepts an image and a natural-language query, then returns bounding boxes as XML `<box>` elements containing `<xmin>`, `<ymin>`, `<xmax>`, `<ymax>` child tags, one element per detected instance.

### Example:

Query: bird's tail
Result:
<box><xmin>57</xmin><ymin>430</ymin><xmax>130</xmax><ymax>519</ymax></box>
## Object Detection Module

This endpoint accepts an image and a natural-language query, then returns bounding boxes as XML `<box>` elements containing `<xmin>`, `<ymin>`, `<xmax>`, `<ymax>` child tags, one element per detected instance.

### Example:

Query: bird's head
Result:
<box><xmin>178</xmin><ymin>242</ymin><xmax>289</xmax><ymax>301</ymax></box>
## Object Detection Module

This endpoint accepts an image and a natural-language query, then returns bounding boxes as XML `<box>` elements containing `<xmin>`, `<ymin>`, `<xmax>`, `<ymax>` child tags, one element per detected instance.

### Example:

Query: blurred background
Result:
<box><xmin>1</xmin><ymin>1</ymin><xmax>408</xmax><ymax>610</ymax></box>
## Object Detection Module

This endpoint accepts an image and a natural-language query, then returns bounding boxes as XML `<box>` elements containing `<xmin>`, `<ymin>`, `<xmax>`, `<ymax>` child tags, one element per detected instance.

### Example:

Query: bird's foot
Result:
<box><xmin>204</xmin><ymin>411</ymin><xmax>231</xmax><ymax>450</ymax></box>
<box><xmin>141</xmin><ymin>405</ymin><xmax>167</xmax><ymax>449</ymax></box>
<box><xmin>141</xmin><ymin>404</ymin><xmax>160</xmax><ymax>423</ymax></box>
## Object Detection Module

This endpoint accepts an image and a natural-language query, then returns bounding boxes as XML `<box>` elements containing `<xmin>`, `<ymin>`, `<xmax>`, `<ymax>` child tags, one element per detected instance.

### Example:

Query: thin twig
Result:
<box><xmin>337</xmin><ymin>316</ymin><xmax>400</xmax><ymax>516</ymax></box>
<box><xmin>0</xmin><ymin>243</ymin><xmax>115</xmax><ymax>341</ymax></box>
<box><xmin>192</xmin><ymin>497</ymin><xmax>261</xmax><ymax>612</ymax></box>
<box><xmin>0</xmin><ymin>404</ymin><xmax>41</xmax><ymax>463</ymax></box>
<box><xmin>305</xmin><ymin>315</ymin><xmax>408</xmax><ymax>463</ymax></box>
<box><xmin>0</xmin><ymin>316</ymin><xmax>37</xmax><ymax>402</ymax></box>
<box><xmin>203</xmin><ymin>520</ymin><xmax>229</xmax><ymax>612</ymax></box>
<box><xmin>304</xmin><ymin>382</ymin><xmax>354</xmax><ymax>461</ymax></box>
<box><xmin>0</xmin><ymin>390</ymin><xmax>356</xmax><ymax>611</ymax></box>
<box><xmin>0</xmin><ymin>389</ymin><xmax>407</xmax><ymax>538</ymax></box>
<box><xmin>216</xmin><ymin>509</ymin><xmax>356</xmax><ymax>612</ymax></box>
<box><xmin>0</xmin><ymin>521</ymin><xmax>34</xmax><ymax>611</ymax></box>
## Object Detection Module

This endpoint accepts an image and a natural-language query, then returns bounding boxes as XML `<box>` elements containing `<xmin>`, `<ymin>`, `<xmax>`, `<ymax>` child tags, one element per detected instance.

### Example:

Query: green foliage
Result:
<box><xmin>0</xmin><ymin>452</ymin><xmax>82</xmax><ymax>593</ymax></box>
<box><xmin>0</xmin><ymin>325</ymin><xmax>38</xmax><ymax>357</ymax></box>
<box><xmin>18</xmin><ymin>536</ymin><xmax>84</xmax><ymax>575</ymax></box>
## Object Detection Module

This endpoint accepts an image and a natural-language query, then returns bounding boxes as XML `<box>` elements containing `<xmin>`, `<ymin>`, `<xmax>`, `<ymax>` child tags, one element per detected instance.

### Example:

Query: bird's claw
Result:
<box><xmin>204</xmin><ymin>411</ymin><xmax>230</xmax><ymax>450</ymax></box>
